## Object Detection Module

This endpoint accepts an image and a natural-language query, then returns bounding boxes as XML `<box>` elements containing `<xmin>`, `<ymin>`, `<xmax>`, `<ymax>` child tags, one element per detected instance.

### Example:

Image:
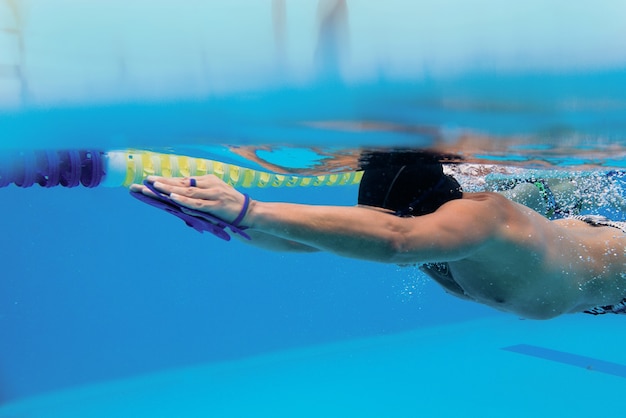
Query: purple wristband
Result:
<box><xmin>232</xmin><ymin>194</ymin><xmax>250</xmax><ymax>227</ymax></box>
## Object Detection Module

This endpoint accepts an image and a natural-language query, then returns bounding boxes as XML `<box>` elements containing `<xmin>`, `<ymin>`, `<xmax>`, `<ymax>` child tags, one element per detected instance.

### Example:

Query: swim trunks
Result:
<box><xmin>570</xmin><ymin>215</ymin><xmax>626</xmax><ymax>315</ymax></box>
<box><xmin>584</xmin><ymin>299</ymin><xmax>626</xmax><ymax>315</ymax></box>
<box><xmin>568</xmin><ymin>214</ymin><xmax>626</xmax><ymax>234</ymax></box>
<box><xmin>419</xmin><ymin>262</ymin><xmax>467</xmax><ymax>298</ymax></box>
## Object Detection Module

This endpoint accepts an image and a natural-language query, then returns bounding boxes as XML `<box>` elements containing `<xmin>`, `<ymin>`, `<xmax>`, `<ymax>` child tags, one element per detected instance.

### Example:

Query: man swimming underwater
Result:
<box><xmin>130</xmin><ymin>153</ymin><xmax>626</xmax><ymax>320</ymax></box>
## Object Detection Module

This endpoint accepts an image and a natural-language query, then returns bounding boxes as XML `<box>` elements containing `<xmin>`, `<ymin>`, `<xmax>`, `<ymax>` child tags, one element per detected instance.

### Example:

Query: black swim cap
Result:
<box><xmin>358</xmin><ymin>163</ymin><xmax>463</xmax><ymax>216</ymax></box>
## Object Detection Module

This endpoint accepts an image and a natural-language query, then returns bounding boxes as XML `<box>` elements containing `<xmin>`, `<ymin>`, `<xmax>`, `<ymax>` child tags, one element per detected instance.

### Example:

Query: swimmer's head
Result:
<box><xmin>357</xmin><ymin>152</ymin><xmax>463</xmax><ymax>216</ymax></box>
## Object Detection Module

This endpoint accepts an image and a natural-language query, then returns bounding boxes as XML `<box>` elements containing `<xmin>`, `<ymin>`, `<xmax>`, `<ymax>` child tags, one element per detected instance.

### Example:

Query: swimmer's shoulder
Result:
<box><xmin>437</xmin><ymin>192</ymin><xmax>515</xmax><ymax>223</ymax></box>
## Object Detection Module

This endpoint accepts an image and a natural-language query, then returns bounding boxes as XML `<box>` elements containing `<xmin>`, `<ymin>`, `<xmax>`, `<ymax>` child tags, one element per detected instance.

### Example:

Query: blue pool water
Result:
<box><xmin>2</xmin><ymin>1</ymin><xmax>626</xmax><ymax>416</ymax></box>
<box><xmin>2</xmin><ymin>149</ymin><xmax>626</xmax><ymax>417</ymax></box>
<box><xmin>0</xmin><ymin>178</ymin><xmax>494</xmax><ymax>402</ymax></box>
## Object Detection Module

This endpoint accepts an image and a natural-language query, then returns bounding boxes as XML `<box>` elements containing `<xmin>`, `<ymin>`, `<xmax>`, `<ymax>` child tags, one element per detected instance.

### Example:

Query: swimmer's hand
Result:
<box><xmin>129</xmin><ymin>174</ymin><xmax>252</xmax><ymax>227</ymax></box>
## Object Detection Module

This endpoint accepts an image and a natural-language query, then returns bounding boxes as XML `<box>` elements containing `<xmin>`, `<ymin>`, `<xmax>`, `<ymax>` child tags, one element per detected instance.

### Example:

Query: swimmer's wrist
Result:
<box><xmin>240</xmin><ymin>198</ymin><xmax>258</xmax><ymax>228</ymax></box>
<box><xmin>241</xmin><ymin>200</ymin><xmax>277</xmax><ymax>231</ymax></box>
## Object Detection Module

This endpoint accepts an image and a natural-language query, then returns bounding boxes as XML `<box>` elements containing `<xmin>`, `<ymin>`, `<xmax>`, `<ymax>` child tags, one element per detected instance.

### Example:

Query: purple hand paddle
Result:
<box><xmin>130</xmin><ymin>180</ymin><xmax>251</xmax><ymax>241</ymax></box>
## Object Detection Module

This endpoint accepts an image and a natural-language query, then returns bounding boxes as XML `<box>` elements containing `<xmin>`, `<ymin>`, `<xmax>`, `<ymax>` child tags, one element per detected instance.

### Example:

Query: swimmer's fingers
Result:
<box><xmin>129</xmin><ymin>176</ymin><xmax>184</xmax><ymax>195</ymax></box>
<box><xmin>129</xmin><ymin>183</ymin><xmax>158</xmax><ymax>197</ymax></box>
<box><xmin>130</xmin><ymin>175</ymin><xmax>217</xmax><ymax>198</ymax></box>
<box><xmin>129</xmin><ymin>183</ymin><xmax>143</xmax><ymax>193</ymax></box>
<box><xmin>151</xmin><ymin>180</ymin><xmax>223</xmax><ymax>202</ymax></box>
<box><xmin>146</xmin><ymin>174</ymin><xmax>226</xmax><ymax>189</ymax></box>
<box><xmin>145</xmin><ymin>175</ymin><xmax>188</xmax><ymax>187</ymax></box>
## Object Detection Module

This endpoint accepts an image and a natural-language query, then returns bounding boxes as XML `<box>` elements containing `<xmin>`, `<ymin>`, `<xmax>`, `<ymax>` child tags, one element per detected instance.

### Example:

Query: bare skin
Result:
<box><xmin>130</xmin><ymin>174</ymin><xmax>626</xmax><ymax>320</ymax></box>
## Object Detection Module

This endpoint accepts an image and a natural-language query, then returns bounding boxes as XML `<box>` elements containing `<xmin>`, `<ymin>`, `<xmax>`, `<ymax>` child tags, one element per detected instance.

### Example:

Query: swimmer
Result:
<box><xmin>130</xmin><ymin>153</ymin><xmax>626</xmax><ymax>320</ymax></box>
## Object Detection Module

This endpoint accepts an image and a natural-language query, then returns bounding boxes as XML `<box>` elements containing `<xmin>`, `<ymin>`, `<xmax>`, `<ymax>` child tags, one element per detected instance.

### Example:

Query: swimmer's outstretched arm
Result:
<box><xmin>240</xmin><ymin>199</ymin><xmax>491</xmax><ymax>263</ymax></box>
<box><xmin>132</xmin><ymin>175</ymin><xmax>496</xmax><ymax>264</ymax></box>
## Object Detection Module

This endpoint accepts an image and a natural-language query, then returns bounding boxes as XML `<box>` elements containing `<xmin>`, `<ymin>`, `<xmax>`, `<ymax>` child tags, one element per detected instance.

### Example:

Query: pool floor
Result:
<box><xmin>0</xmin><ymin>314</ymin><xmax>622</xmax><ymax>417</ymax></box>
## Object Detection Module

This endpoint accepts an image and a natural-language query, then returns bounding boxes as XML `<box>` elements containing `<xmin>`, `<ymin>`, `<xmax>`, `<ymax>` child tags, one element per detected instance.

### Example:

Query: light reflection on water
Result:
<box><xmin>2</xmin><ymin>75</ymin><xmax>626</xmax><ymax>170</ymax></box>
